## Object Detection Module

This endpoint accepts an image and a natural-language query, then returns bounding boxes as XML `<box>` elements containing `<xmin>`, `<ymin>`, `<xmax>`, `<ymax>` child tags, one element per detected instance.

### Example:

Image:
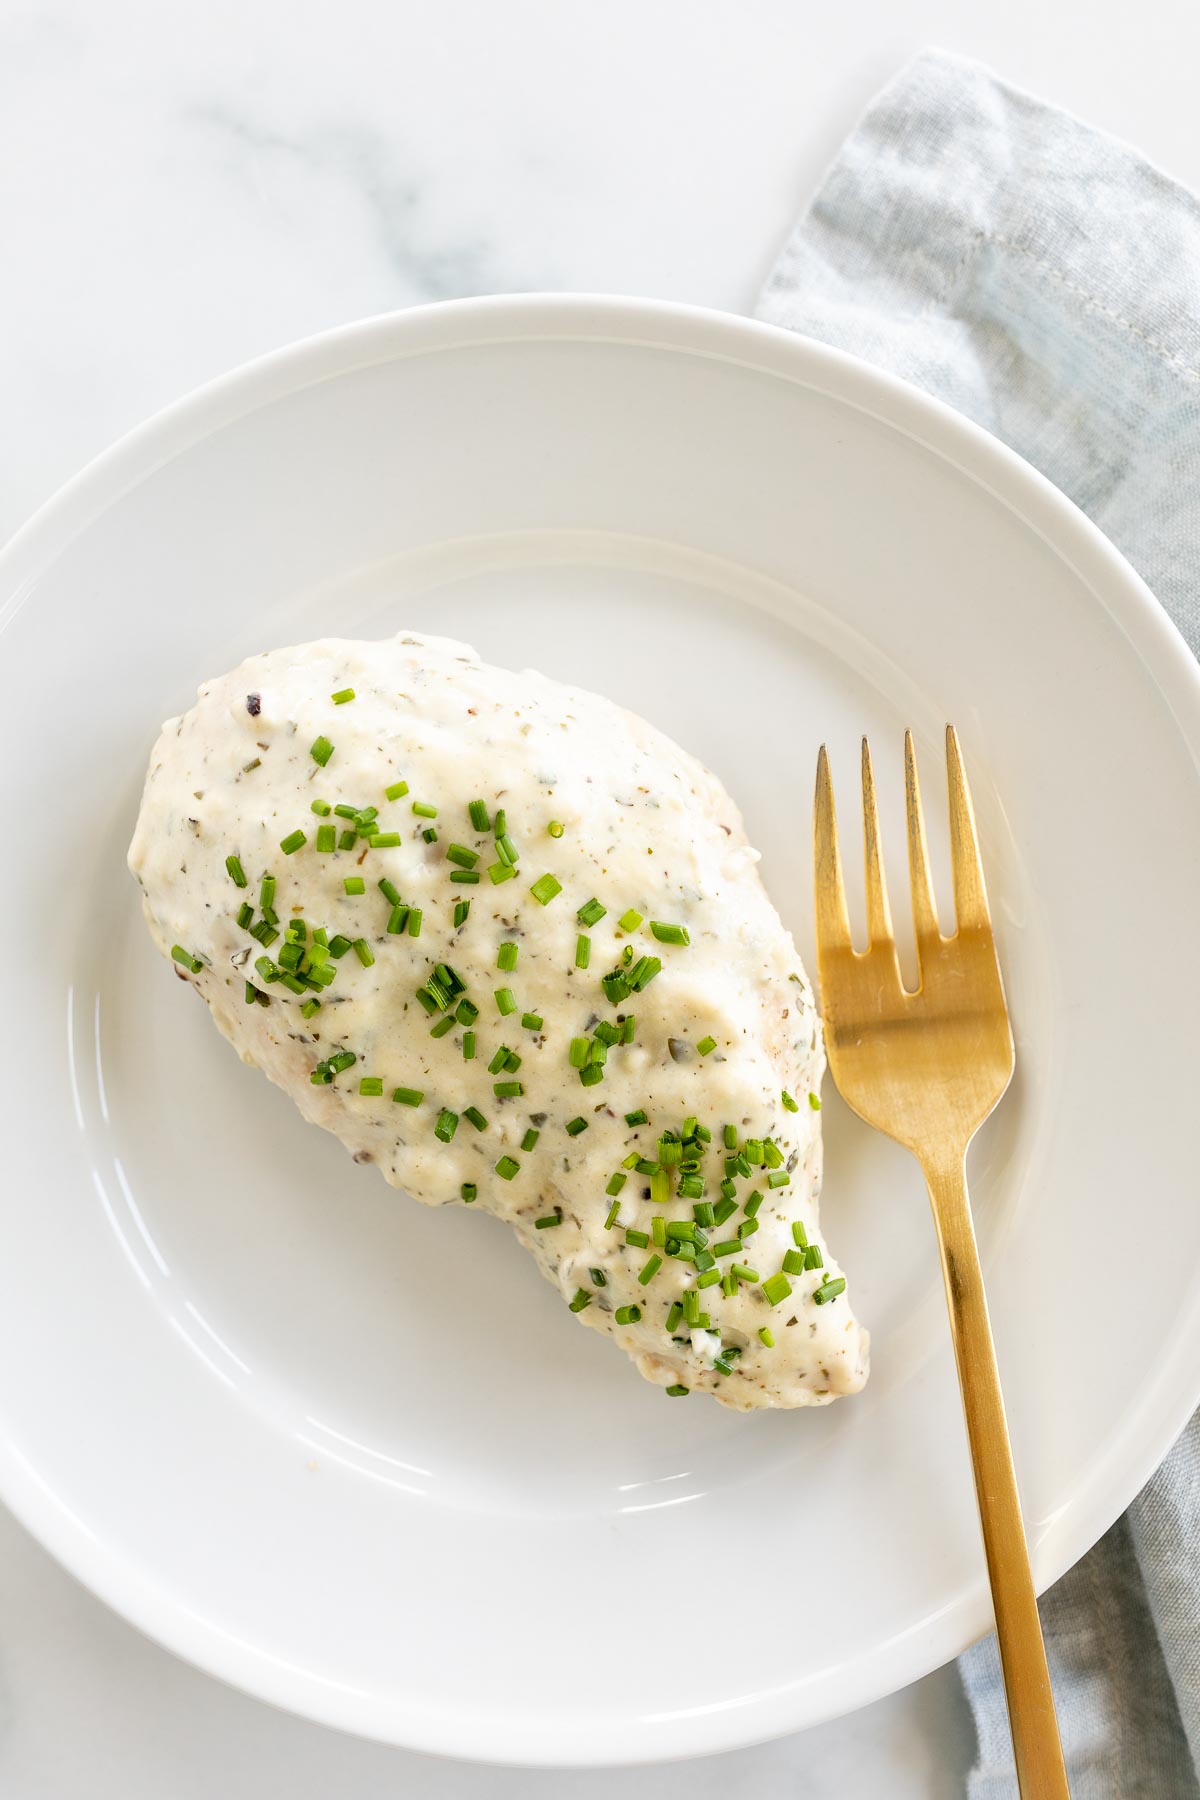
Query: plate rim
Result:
<box><xmin>2</xmin><ymin>292</ymin><xmax>1199</xmax><ymax>1765</ymax></box>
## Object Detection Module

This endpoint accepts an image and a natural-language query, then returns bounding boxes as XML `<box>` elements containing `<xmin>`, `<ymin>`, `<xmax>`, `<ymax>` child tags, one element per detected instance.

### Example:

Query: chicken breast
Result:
<box><xmin>128</xmin><ymin>632</ymin><xmax>869</xmax><ymax>1409</ymax></box>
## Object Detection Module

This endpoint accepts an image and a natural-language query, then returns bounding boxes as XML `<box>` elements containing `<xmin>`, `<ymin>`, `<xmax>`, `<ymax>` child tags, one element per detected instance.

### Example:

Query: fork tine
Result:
<box><xmin>945</xmin><ymin>725</ymin><xmax>991</xmax><ymax>934</ymax></box>
<box><xmin>860</xmin><ymin>738</ymin><xmax>894</xmax><ymax>947</ymax></box>
<box><xmin>814</xmin><ymin>745</ymin><xmax>853</xmax><ymax>955</ymax></box>
<box><xmin>904</xmin><ymin>731</ymin><xmax>941</xmax><ymax>944</ymax></box>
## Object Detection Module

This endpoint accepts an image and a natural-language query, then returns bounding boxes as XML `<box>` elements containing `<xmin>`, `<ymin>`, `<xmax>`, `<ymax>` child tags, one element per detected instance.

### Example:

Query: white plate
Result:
<box><xmin>1</xmin><ymin>296</ymin><xmax>1198</xmax><ymax>1766</ymax></box>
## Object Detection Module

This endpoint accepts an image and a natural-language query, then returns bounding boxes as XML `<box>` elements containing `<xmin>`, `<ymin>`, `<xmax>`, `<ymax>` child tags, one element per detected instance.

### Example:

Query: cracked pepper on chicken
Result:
<box><xmin>129</xmin><ymin>632</ymin><xmax>869</xmax><ymax>1408</ymax></box>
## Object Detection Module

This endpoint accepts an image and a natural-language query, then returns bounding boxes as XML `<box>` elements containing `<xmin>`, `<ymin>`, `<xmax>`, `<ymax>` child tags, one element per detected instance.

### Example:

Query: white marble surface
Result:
<box><xmin>4</xmin><ymin>1</ymin><xmax>1200</xmax><ymax>1793</ymax></box>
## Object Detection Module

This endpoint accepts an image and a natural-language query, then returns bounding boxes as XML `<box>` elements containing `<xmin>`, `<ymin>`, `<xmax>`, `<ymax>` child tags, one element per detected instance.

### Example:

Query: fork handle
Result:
<box><xmin>923</xmin><ymin>1155</ymin><xmax>1070</xmax><ymax>1799</ymax></box>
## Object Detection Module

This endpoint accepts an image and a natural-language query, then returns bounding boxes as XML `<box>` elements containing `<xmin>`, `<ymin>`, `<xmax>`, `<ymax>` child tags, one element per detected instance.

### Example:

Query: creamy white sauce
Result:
<box><xmin>128</xmin><ymin>632</ymin><xmax>869</xmax><ymax>1409</ymax></box>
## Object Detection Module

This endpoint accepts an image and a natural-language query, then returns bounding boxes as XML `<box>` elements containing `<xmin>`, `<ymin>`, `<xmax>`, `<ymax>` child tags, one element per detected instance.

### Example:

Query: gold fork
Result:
<box><xmin>814</xmin><ymin>727</ymin><xmax>1068</xmax><ymax>1799</ymax></box>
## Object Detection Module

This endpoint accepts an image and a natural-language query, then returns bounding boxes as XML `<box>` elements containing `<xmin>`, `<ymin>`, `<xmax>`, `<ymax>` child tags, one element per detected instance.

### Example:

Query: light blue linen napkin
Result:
<box><xmin>757</xmin><ymin>48</ymin><xmax>1200</xmax><ymax>1799</ymax></box>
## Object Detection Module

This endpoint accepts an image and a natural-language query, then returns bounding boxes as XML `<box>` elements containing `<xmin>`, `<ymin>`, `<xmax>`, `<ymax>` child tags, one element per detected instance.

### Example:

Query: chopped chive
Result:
<box><xmin>587</xmin><ymin>1039</ymin><xmax>607</xmax><ymax>1067</ymax></box>
<box><xmin>629</xmin><ymin>955</ymin><xmax>662</xmax><ymax>991</ymax></box>
<box><xmin>548</xmin><ymin>819</ymin><xmax>564</xmax><ymax>838</ymax></box>
<box><xmin>385</xmin><ymin>778</ymin><xmax>409</xmax><ymax>802</ymax></box>
<box><xmin>494</xmin><ymin>987</ymin><xmax>517</xmax><ymax>1016</ymax></box>
<box><xmin>461</xmin><ymin>1030</ymin><xmax>476</xmax><ymax>1060</ymax></box>
<box><xmin>792</xmin><ymin>1220</ymin><xmax>809</xmax><ymax>1248</ymax></box>
<box><xmin>652</xmin><ymin>1216</ymin><xmax>667</xmax><ymax>1247</ymax></box>
<box><xmin>328</xmin><ymin>1051</ymin><xmax>356</xmax><ymax>1076</ymax></box>
<box><xmin>616</xmin><ymin>909</ymin><xmax>643</xmax><ymax>935</ymax></box>
<box><xmin>521</xmin><ymin>1128</ymin><xmax>540</xmax><ymax>1152</ymax></box>
<box><xmin>280</xmin><ymin>829</ymin><xmax>306</xmax><ymax>855</ymax></box>
<box><xmin>300</xmin><ymin>997</ymin><xmax>321</xmax><ymax>1018</ymax></box>
<box><xmin>768</xmin><ymin>1170</ymin><xmax>790</xmax><ymax>1189</ymax></box>
<box><xmin>568</xmin><ymin>1289</ymin><xmax>592</xmax><ymax>1313</ymax></box>
<box><xmin>569</xmin><ymin>1037</ymin><xmax>589</xmax><ymax>1069</ymax></box>
<box><xmin>387</xmin><ymin>903</ymin><xmax>409</xmax><ymax>933</ymax></box>
<box><xmin>696</xmin><ymin>1267</ymin><xmax>722</xmax><ymax>1288</ymax></box>
<box><xmin>497</xmin><ymin>942</ymin><xmax>519</xmax><ymax>972</ymax></box>
<box><xmin>665</xmin><ymin>1301</ymin><xmax>684</xmax><ymax>1333</ymax></box>
<box><xmin>638</xmin><ymin>1254</ymin><xmax>662</xmax><ymax>1286</ymax></box>
<box><xmin>327</xmin><ymin>934</ymin><xmax>352</xmax><ymax>958</ymax></box>
<box><xmin>429</xmin><ymin>1016</ymin><xmax>456</xmax><ymax>1038</ymax></box>
<box><xmin>334</xmin><ymin>804</ymin><xmax>358</xmax><ymax>820</ymax></box>
<box><xmin>762</xmin><ymin>1273</ymin><xmax>792</xmax><ymax>1306</ymax></box>
<box><xmin>614</xmin><ymin>1304</ymin><xmax>641</xmax><ymax>1325</ymax></box>
<box><xmin>804</xmin><ymin>1243</ymin><xmax>823</xmax><ymax>1270</ymax></box>
<box><xmin>781</xmin><ymin>1089</ymin><xmax>799</xmax><ymax>1114</ymax></box>
<box><xmin>420</xmin><ymin>827</ymin><xmax>438</xmax><ymax>845</ymax></box>
<box><xmin>447</xmin><ymin>843</ymin><xmax>479</xmax><ymax>869</ymax></box>
<box><xmin>488</xmin><ymin>1046</ymin><xmax>510</xmax><ymax>1074</ymax></box>
<box><xmin>577</xmin><ymin>898</ymin><xmax>606</xmax><ymax>927</ymax></box>
<box><xmin>337</xmin><ymin>830</ymin><xmax>357</xmax><ymax>851</ymax></box>
<box><xmin>814</xmin><ymin>1277</ymin><xmax>846</xmax><ymax>1304</ymax></box>
<box><xmin>649</xmin><ymin>1168</ymin><xmax>670</xmax><ymax>1207</ymax></box>
<box><xmin>344</xmin><ymin>876</ymin><xmax>365</xmax><ymax>895</ymax></box>
<box><xmin>744</xmin><ymin>1139</ymin><xmax>765</xmax><ymax>1165</ymax></box>
<box><xmin>604</xmin><ymin>1203</ymin><xmax>622</xmax><ymax>1234</ymax></box>
<box><xmin>407</xmin><ymin>908</ymin><xmax>422</xmax><ymax>938</ymax></box>
<box><xmin>649</xmin><ymin>921</ymin><xmax>690</xmax><ymax>946</ymax></box>
<box><xmin>495</xmin><ymin>1155</ymin><xmax>520</xmax><ymax>1181</ymax></box>
<box><xmin>529</xmin><ymin>873</ymin><xmax>562</xmax><ymax>905</ymax></box>
<box><xmin>352</xmin><ymin>938</ymin><xmax>374</xmax><ymax>967</ymax></box>
<box><xmin>456</xmin><ymin>998</ymin><xmax>479</xmax><ymax>1024</ymax></box>
<box><xmin>625</xmin><ymin>1228</ymin><xmax>649</xmax><ymax>1248</ymax></box>
<box><xmin>225</xmin><ymin>854</ymin><xmax>248</xmax><ymax>887</ymax></box>
<box><xmin>370</xmin><ymin>831</ymin><xmax>402</xmax><ymax>848</ymax></box>
<box><xmin>358</xmin><ymin>1076</ymin><xmax>384</xmax><ymax>1097</ymax></box>
<box><xmin>468</xmin><ymin>799</ymin><xmax>490</xmax><ymax>832</ymax></box>
<box><xmin>331</xmin><ymin>687</ymin><xmax>355</xmax><ymax>704</ymax></box>
<box><xmin>763</xmin><ymin>1138</ymin><xmax>784</xmax><ymax>1168</ymax></box>
<box><xmin>697</xmin><ymin>1035</ymin><xmax>717</xmax><ymax>1057</ymax></box>
<box><xmin>738</xmin><ymin>1217</ymin><xmax>759</xmax><ymax>1240</ymax></box>
<box><xmin>434</xmin><ymin>1108</ymin><xmax>458</xmax><ymax>1142</ymax></box>
<box><xmin>461</xmin><ymin>1182</ymin><xmax>477</xmax><ymax>1203</ymax></box>
<box><xmin>575</xmin><ymin>934</ymin><xmax>591</xmax><ymax>969</ymax></box>
<box><xmin>535</xmin><ymin>1212</ymin><xmax>562</xmax><ymax>1229</ymax></box>
<box><xmin>758</xmin><ymin>1326</ymin><xmax>776</xmax><ymax>1348</ymax></box>
<box><xmin>310</xmin><ymin>735</ymin><xmax>334</xmax><ymax>767</ymax></box>
<box><xmin>744</xmin><ymin>1192</ymin><xmax>763</xmax><ymax>1219</ymax></box>
<box><xmin>521</xmin><ymin>1012</ymin><xmax>543</xmax><ymax>1031</ymax></box>
<box><xmin>493</xmin><ymin>810</ymin><xmax>507</xmax><ymax>838</ymax></box>
<box><xmin>493</xmin><ymin>1081</ymin><xmax>523</xmax><ymax>1098</ymax></box>
<box><xmin>314</xmin><ymin>824</ymin><xmax>334</xmax><ymax>853</ymax></box>
<box><xmin>665</xmin><ymin>1385</ymin><xmax>689</xmax><ymax>1398</ymax></box>
<box><xmin>412</xmin><ymin>801</ymin><xmax>437</xmax><ymax>819</ymax></box>
<box><xmin>605</xmin><ymin>1172</ymin><xmax>627</xmax><ymax>1197</ymax></box>
<box><xmin>495</xmin><ymin>833</ymin><xmax>520</xmax><ymax>866</ymax></box>
<box><xmin>565</xmin><ymin>1116</ymin><xmax>588</xmax><ymax>1137</ymax></box>
<box><xmin>236</xmin><ymin>901</ymin><xmax>254</xmax><ymax>930</ymax></box>
<box><xmin>463</xmin><ymin>1105</ymin><xmax>488</xmax><ymax>1131</ymax></box>
<box><xmin>579</xmin><ymin>1063</ymin><xmax>604</xmax><ymax>1087</ymax></box>
<box><xmin>624</xmin><ymin>1108</ymin><xmax>649</xmax><ymax>1127</ymax></box>
<box><xmin>809</xmin><ymin>1093</ymin><xmax>821</xmax><ymax>1111</ymax></box>
<box><xmin>311</xmin><ymin>797</ymin><xmax>332</xmax><ymax>816</ymax></box>
<box><xmin>453</xmin><ymin>899</ymin><xmax>471</xmax><ymax>927</ymax></box>
<box><xmin>171</xmin><ymin>945</ymin><xmax>203</xmax><ymax>973</ymax></box>
<box><xmin>782</xmin><ymin>1249</ymin><xmax>806</xmax><ymax>1276</ymax></box>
